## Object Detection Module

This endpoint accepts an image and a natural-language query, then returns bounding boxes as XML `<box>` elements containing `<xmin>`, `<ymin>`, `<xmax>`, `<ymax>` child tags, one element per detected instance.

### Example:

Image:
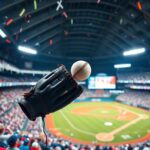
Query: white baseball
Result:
<box><xmin>71</xmin><ymin>60</ymin><xmax>91</xmax><ymax>81</ymax></box>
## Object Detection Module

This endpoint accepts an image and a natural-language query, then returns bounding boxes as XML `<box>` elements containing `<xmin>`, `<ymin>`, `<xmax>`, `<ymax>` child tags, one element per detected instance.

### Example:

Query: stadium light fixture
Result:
<box><xmin>0</xmin><ymin>29</ymin><xmax>7</xmax><ymax>38</ymax></box>
<box><xmin>123</xmin><ymin>48</ymin><xmax>145</xmax><ymax>56</ymax></box>
<box><xmin>114</xmin><ymin>64</ymin><xmax>131</xmax><ymax>69</ymax></box>
<box><xmin>18</xmin><ymin>45</ymin><xmax>37</xmax><ymax>55</ymax></box>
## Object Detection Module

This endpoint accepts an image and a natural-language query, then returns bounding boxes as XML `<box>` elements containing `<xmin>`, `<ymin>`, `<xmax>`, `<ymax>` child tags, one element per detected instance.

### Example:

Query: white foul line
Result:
<box><xmin>60</xmin><ymin>111</ymin><xmax>95</xmax><ymax>136</ymax></box>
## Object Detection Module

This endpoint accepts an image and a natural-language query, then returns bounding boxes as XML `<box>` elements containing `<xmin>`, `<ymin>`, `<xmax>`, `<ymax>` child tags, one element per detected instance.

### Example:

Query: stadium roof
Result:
<box><xmin>0</xmin><ymin>0</ymin><xmax>150</xmax><ymax>71</ymax></box>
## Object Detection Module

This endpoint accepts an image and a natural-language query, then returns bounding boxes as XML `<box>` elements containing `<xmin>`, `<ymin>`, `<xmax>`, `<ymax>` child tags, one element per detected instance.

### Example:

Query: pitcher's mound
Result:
<box><xmin>96</xmin><ymin>133</ymin><xmax>114</xmax><ymax>142</ymax></box>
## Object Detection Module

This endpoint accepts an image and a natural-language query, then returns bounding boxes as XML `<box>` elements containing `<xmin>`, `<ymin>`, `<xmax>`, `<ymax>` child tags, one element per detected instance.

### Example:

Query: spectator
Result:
<box><xmin>143</xmin><ymin>144</ymin><xmax>150</xmax><ymax>150</ymax></box>
<box><xmin>7</xmin><ymin>135</ymin><xmax>19</xmax><ymax>150</ymax></box>
<box><xmin>117</xmin><ymin>90</ymin><xmax>150</xmax><ymax>109</ymax></box>
<box><xmin>0</xmin><ymin>123</ymin><xmax>12</xmax><ymax>148</ymax></box>
<box><xmin>117</xmin><ymin>72</ymin><xmax>150</xmax><ymax>84</ymax></box>
<box><xmin>30</xmin><ymin>141</ymin><xmax>40</xmax><ymax>150</ymax></box>
<box><xmin>20</xmin><ymin>139</ymin><xmax>29</xmax><ymax>150</ymax></box>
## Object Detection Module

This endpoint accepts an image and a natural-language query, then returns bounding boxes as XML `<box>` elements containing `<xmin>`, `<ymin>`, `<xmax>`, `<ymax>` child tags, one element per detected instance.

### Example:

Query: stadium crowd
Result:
<box><xmin>117</xmin><ymin>91</ymin><xmax>150</xmax><ymax>109</ymax></box>
<box><xmin>117</xmin><ymin>72</ymin><xmax>150</xmax><ymax>84</ymax></box>
<box><xmin>0</xmin><ymin>76</ymin><xmax>40</xmax><ymax>83</ymax></box>
<box><xmin>79</xmin><ymin>89</ymin><xmax>111</xmax><ymax>99</ymax></box>
<box><xmin>0</xmin><ymin>105</ymin><xmax>26</xmax><ymax>131</ymax></box>
<box><xmin>0</xmin><ymin>123</ymin><xmax>150</xmax><ymax>150</ymax></box>
<box><xmin>0</xmin><ymin>89</ymin><xmax>27</xmax><ymax>115</ymax></box>
<box><xmin>0</xmin><ymin>76</ymin><xmax>111</xmax><ymax>99</ymax></box>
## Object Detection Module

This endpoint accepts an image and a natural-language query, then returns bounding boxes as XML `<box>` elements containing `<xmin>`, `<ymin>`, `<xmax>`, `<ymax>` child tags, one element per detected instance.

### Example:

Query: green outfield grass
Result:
<box><xmin>51</xmin><ymin>102</ymin><xmax>150</xmax><ymax>143</ymax></box>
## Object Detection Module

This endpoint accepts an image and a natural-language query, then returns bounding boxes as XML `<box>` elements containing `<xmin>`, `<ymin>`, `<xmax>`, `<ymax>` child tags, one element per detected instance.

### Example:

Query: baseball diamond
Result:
<box><xmin>46</xmin><ymin>102</ymin><xmax>150</xmax><ymax>145</ymax></box>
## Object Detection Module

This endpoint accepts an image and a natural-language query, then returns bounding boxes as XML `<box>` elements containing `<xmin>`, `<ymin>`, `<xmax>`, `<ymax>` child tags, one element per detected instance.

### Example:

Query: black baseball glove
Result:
<box><xmin>18</xmin><ymin>65</ymin><xmax>83</xmax><ymax>121</ymax></box>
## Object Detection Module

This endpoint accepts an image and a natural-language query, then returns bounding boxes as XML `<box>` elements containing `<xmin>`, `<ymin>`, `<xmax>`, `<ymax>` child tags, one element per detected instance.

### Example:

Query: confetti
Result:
<box><xmin>49</xmin><ymin>39</ymin><xmax>53</xmax><ymax>45</ymax></box>
<box><xmin>4</xmin><ymin>16</ymin><xmax>8</xmax><ymax>19</ymax></box>
<box><xmin>56</xmin><ymin>0</ymin><xmax>63</xmax><ymax>11</ymax></box>
<box><xmin>25</xmin><ymin>15</ymin><xmax>31</xmax><ymax>23</ymax></box>
<box><xmin>19</xmin><ymin>8</ymin><xmax>26</xmax><ymax>17</ymax></box>
<box><xmin>6</xmin><ymin>19</ymin><xmax>13</xmax><ymax>26</ymax></box>
<box><xmin>120</xmin><ymin>18</ymin><xmax>123</xmax><ymax>24</ymax></box>
<box><xmin>62</xmin><ymin>11</ymin><xmax>68</xmax><ymax>18</ymax></box>
<box><xmin>19</xmin><ymin>27</ymin><xmax>23</xmax><ymax>33</ymax></box>
<box><xmin>35</xmin><ymin>42</ymin><xmax>39</xmax><ymax>46</ymax></box>
<box><xmin>5</xmin><ymin>39</ymin><xmax>11</xmax><ymax>44</ymax></box>
<box><xmin>64</xmin><ymin>31</ymin><xmax>68</xmax><ymax>36</ymax></box>
<box><xmin>131</xmin><ymin>13</ymin><xmax>135</xmax><ymax>17</ymax></box>
<box><xmin>24</xmin><ymin>38</ymin><xmax>28</xmax><ymax>42</ymax></box>
<box><xmin>137</xmin><ymin>1</ymin><xmax>142</xmax><ymax>11</ymax></box>
<box><xmin>71</xmin><ymin>19</ymin><xmax>73</xmax><ymax>25</ymax></box>
<box><xmin>34</xmin><ymin>0</ymin><xmax>37</xmax><ymax>10</ymax></box>
<box><xmin>97</xmin><ymin>0</ymin><xmax>101</xmax><ymax>4</ymax></box>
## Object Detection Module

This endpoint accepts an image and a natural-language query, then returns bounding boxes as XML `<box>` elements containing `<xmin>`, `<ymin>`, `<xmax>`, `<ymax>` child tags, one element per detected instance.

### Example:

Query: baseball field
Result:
<box><xmin>46</xmin><ymin>102</ymin><xmax>150</xmax><ymax>145</ymax></box>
